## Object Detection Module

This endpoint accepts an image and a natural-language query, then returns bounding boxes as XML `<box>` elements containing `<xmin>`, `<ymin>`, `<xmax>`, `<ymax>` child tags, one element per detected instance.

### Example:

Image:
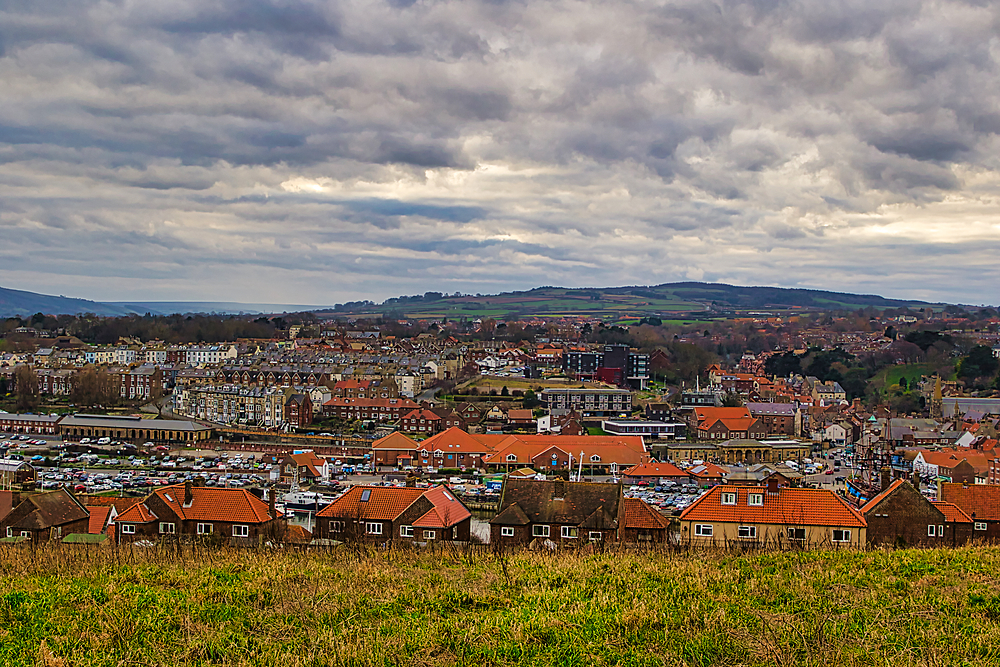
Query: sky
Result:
<box><xmin>1</xmin><ymin>0</ymin><xmax>999</xmax><ymax>307</ymax></box>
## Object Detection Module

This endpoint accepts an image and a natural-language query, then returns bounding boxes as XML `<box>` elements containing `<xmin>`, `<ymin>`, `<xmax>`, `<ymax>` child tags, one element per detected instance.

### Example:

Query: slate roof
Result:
<box><xmin>490</xmin><ymin>479</ymin><xmax>621</xmax><ymax>530</ymax></box>
<box><xmin>680</xmin><ymin>485</ymin><xmax>866</xmax><ymax>528</ymax></box>
<box><xmin>11</xmin><ymin>489</ymin><xmax>90</xmax><ymax>531</ymax></box>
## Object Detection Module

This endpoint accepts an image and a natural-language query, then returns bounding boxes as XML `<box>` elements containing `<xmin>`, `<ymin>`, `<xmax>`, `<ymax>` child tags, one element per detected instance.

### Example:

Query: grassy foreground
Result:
<box><xmin>2</xmin><ymin>544</ymin><xmax>1000</xmax><ymax>666</ymax></box>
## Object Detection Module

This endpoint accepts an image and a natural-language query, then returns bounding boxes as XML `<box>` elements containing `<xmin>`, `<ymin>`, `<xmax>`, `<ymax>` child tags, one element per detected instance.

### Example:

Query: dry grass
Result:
<box><xmin>1</xmin><ymin>543</ymin><xmax>999</xmax><ymax>666</ymax></box>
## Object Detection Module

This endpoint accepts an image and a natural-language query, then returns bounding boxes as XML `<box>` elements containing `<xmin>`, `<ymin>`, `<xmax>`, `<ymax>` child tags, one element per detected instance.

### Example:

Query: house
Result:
<box><xmin>489</xmin><ymin>478</ymin><xmax>669</xmax><ymax>546</ymax></box>
<box><xmin>913</xmin><ymin>451</ymin><xmax>987</xmax><ymax>483</ymax></box>
<box><xmin>861</xmin><ymin>479</ymin><xmax>971</xmax><ymax>547</ymax></box>
<box><xmin>0</xmin><ymin>459</ymin><xmax>36</xmax><ymax>486</ymax></box>
<box><xmin>507</xmin><ymin>409</ymin><xmax>535</xmax><ymax>428</ymax></box>
<box><xmin>678</xmin><ymin>479</ymin><xmax>866</xmax><ymax>547</ymax></box>
<box><xmin>689</xmin><ymin>407</ymin><xmax>767</xmax><ymax>441</ymax></box>
<box><xmin>686</xmin><ymin>462</ymin><xmax>729</xmax><ymax>487</ymax></box>
<box><xmin>114</xmin><ymin>481</ymin><xmax>284</xmax><ymax>545</ymax></box>
<box><xmin>0</xmin><ymin>489</ymin><xmax>91</xmax><ymax>543</ymax></box>
<box><xmin>938</xmin><ymin>483</ymin><xmax>1000</xmax><ymax>542</ymax></box>
<box><xmin>283</xmin><ymin>393</ymin><xmax>313</xmax><ymax>428</ymax></box>
<box><xmin>400</xmin><ymin>409</ymin><xmax>443</xmax><ymax>435</ymax></box>
<box><xmin>313</xmin><ymin>485</ymin><xmax>471</xmax><ymax>544</ymax></box>
<box><xmin>279</xmin><ymin>451</ymin><xmax>329</xmax><ymax>485</ymax></box>
<box><xmin>456</xmin><ymin>403</ymin><xmax>482</xmax><ymax>423</ymax></box>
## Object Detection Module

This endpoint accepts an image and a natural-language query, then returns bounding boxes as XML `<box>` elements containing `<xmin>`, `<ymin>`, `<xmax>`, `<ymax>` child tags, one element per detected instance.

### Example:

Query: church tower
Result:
<box><xmin>930</xmin><ymin>376</ymin><xmax>943</xmax><ymax>420</ymax></box>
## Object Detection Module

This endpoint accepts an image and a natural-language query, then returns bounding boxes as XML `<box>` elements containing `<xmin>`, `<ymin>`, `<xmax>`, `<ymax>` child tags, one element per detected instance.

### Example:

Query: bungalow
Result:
<box><xmin>622</xmin><ymin>461</ymin><xmax>691</xmax><ymax>485</ymax></box>
<box><xmin>114</xmin><ymin>481</ymin><xmax>284</xmax><ymax>545</ymax></box>
<box><xmin>938</xmin><ymin>482</ymin><xmax>1000</xmax><ymax>542</ymax></box>
<box><xmin>1</xmin><ymin>489</ymin><xmax>90</xmax><ymax>543</ymax></box>
<box><xmin>314</xmin><ymin>485</ymin><xmax>471</xmax><ymax>544</ymax></box>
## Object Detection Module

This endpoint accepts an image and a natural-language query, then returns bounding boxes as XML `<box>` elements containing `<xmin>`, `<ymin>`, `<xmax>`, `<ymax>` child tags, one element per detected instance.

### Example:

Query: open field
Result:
<box><xmin>2</xmin><ymin>544</ymin><xmax>1000</xmax><ymax>666</ymax></box>
<box><xmin>871</xmin><ymin>363</ymin><xmax>956</xmax><ymax>394</ymax></box>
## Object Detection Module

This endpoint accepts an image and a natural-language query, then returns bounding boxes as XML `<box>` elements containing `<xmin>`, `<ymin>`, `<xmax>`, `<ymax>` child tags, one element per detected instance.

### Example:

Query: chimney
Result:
<box><xmin>766</xmin><ymin>476</ymin><xmax>779</xmax><ymax>495</ymax></box>
<box><xmin>184</xmin><ymin>480</ymin><xmax>193</xmax><ymax>505</ymax></box>
<box><xmin>880</xmin><ymin>466</ymin><xmax>891</xmax><ymax>492</ymax></box>
<box><xmin>10</xmin><ymin>491</ymin><xmax>20</xmax><ymax>509</ymax></box>
<box><xmin>911</xmin><ymin>470</ymin><xmax>920</xmax><ymax>489</ymax></box>
<box><xmin>268</xmin><ymin>488</ymin><xmax>276</xmax><ymax>518</ymax></box>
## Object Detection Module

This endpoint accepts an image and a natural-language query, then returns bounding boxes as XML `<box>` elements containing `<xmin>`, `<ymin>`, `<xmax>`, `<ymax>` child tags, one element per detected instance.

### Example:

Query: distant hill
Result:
<box><xmin>325</xmin><ymin>282</ymin><xmax>945</xmax><ymax>321</ymax></box>
<box><xmin>0</xmin><ymin>286</ymin><xmax>133</xmax><ymax>318</ymax></box>
<box><xmin>0</xmin><ymin>286</ymin><xmax>329</xmax><ymax>318</ymax></box>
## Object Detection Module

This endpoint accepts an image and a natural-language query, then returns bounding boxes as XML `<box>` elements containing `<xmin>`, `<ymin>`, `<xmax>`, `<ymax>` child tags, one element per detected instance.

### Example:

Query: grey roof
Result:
<box><xmin>746</xmin><ymin>403</ymin><xmax>796</xmax><ymax>416</ymax></box>
<box><xmin>60</xmin><ymin>414</ymin><xmax>210</xmax><ymax>432</ymax></box>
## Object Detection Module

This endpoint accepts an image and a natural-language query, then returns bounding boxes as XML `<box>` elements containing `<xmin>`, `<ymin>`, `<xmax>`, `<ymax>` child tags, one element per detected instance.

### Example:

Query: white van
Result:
<box><xmin>97</xmin><ymin>437</ymin><xmax>111</xmax><ymax>445</ymax></box>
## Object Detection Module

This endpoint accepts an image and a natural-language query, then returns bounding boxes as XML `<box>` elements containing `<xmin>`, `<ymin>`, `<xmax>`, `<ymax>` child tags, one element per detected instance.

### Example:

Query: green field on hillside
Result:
<box><xmin>2</xmin><ymin>544</ymin><xmax>999</xmax><ymax>666</ymax></box>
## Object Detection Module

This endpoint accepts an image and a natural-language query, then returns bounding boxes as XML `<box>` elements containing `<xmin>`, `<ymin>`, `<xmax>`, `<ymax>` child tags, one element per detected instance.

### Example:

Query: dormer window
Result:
<box><xmin>506</xmin><ymin>454</ymin><xmax>517</xmax><ymax>462</ymax></box>
<box><xmin>721</xmin><ymin>492</ymin><xmax>737</xmax><ymax>505</ymax></box>
<box><xmin>748</xmin><ymin>494</ymin><xmax>763</xmax><ymax>506</ymax></box>
<box><xmin>590</xmin><ymin>455</ymin><xmax>601</xmax><ymax>462</ymax></box>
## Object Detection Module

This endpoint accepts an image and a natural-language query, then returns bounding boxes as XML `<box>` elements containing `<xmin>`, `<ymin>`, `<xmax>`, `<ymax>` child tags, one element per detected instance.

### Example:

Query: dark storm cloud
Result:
<box><xmin>0</xmin><ymin>0</ymin><xmax>997</xmax><ymax>304</ymax></box>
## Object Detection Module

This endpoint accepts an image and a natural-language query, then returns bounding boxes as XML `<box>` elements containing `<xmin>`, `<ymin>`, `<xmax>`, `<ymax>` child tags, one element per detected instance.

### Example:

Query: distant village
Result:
<box><xmin>1</xmin><ymin>304</ymin><xmax>1000</xmax><ymax>551</ymax></box>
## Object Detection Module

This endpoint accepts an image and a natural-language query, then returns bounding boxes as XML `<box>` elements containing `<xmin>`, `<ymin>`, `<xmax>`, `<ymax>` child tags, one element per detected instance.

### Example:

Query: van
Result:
<box><xmin>97</xmin><ymin>437</ymin><xmax>111</xmax><ymax>445</ymax></box>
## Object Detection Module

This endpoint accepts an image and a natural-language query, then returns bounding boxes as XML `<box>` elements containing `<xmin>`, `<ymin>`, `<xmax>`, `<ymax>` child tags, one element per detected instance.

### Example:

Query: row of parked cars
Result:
<box><xmin>625</xmin><ymin>482</ymin><xmax>708</xmax><ymax>514</ymax></box>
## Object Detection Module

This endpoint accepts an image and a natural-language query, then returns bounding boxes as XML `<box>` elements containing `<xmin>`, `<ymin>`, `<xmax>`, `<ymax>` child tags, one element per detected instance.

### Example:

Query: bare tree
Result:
<box><xmin>13</xmin><ymin>365</ymin><xmax>39</xmax><ymax>411</ymax></box>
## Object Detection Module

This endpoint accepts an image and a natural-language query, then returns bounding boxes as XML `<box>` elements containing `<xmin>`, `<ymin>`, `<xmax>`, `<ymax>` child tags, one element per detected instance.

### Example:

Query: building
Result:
<box><xmin>562</xmin><ymin>344</ymin><xmax>650</xmax><ymax>389</ymax></box>
<box><xmin>114</xmin><ymin>481</ymin><xmax>283</xmax><ymax>545</ymax></box>
<box><xmin>861</xmin><ymin>479</ymin><xmax>972</xmax><ymax>548</ymax></box>
<box><xmin>400</xmin><ymin>409</ymin><xmax>443</xmax><ymax>435</ymax></box>
<box><xmin>1</xmin><ymin>489</ymin><xmax>91</xmax><ymax>543</ymax></box>
<box><xmin>938</xmin><ymin>483</ymin><xmax>1000</xmax><ymax>542</ymax></box>
<box><xmin>175</xmin><ymin>385</ymin><xmax>288</xmax><ymax>428</ymax></box>
<box><xmin>59</xmin><ymin>414</ymin><xmax>213</xmax><ymax>444</ymax></box>
<box><xmin>678</xmin><ymin>479</ymin><xmax>866</xmax><ymax>548</ymax></box>
<box><xmin>0</xmin><ymin>413</ymin><xmax>61</xmax><ymax>435</ymax></box>
<box><xmin>314</xmin><ymin>485</ymin><xmax>471</xmax><ymax>544</ymax></box>
<box><xmin>482</xmin><ymin>434</ymin><xmax>648</xmax><ymax>474</ymax></box>
<box><xmin>689</xmin><ymin>407</ymin><xmax>767</xmax><ymax>441</ymax></box>
<box><xmin>541</xmin><ymin>388</ymin><xmax>632</xmax><ymax>417</ymax></box>
<box><xmin>602</xmin><ymin>420</ymin><xmax>686</xmax><ymax>440</ymax></box>
<box><xmin>321</xmin><ymin>397</ymin><xmax>420</xmax><ymax>422</ymax></box>
<box><xmin>0</xmin><ymin>459</ymin><xmax>36</xmax><ymax>486</ymax></box>
<box><xmin>489</xmin><ymin>478</ymin><xmax>668</xmax><ymax>546</ymax></box>
<box><xmin>746</xmin><ymin>403</ymin><xmax>798</xmax><ymax>436</ymax></box>
<box><xmin>621</xmin><ymin>461</ymin><xmax>691</xmax><ymax>484</ymax></box>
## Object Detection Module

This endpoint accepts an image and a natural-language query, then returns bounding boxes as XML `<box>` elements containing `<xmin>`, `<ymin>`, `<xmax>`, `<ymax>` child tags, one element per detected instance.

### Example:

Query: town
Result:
<box><xmin>1</xmin><ymin>302</ymin><xmax>998</xmax><ymax>552</ymax></box>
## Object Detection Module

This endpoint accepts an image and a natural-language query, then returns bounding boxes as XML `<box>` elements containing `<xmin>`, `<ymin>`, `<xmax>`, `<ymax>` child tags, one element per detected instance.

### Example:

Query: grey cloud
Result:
<box><xmin>0</xmin><ymin>0</ymin><xmax>997</xmax><ymax>304</ymax></box>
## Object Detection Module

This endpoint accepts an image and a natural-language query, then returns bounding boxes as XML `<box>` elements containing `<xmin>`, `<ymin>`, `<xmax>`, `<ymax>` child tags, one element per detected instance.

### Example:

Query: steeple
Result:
<box><xmin>930</xmin><ymin>376</ymin><xmax>943</xmax><ymax>420</ymax></box>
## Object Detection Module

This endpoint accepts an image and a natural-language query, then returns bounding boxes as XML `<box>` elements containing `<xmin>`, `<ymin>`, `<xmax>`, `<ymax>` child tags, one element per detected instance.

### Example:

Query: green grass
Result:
<box><xmin>3</xmin><ymin>545</ymin><xmax>1000</xmax><ymax>666</ymax></box>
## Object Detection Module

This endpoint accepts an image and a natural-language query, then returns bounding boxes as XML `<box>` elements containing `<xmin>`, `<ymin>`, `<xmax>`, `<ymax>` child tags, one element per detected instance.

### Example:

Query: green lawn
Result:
<box><xmin>2</xmin><ymin>545</ymin><xmax>999</xmax><ymax>666</ymax></box>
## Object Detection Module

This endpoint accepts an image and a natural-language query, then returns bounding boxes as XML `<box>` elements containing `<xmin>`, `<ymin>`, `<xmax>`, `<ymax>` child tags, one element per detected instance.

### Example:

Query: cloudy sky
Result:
<box><xmin>1</xmin><ymin>0</ymin><xmax>998</xmax><ymax>306</ymax></box>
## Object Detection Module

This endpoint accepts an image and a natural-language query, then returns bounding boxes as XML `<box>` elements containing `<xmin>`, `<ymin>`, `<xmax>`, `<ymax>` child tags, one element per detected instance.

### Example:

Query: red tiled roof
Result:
<box><xmin>680</xmin><ymin>485</ymin><xmax>866</xmax><ymax>528</ymax></box>
<box><xmin>116</xmin><ymin>501</ymin><xmax>158</xmax><ymax>524</ymax></box>
<box><xmin>86</xmin><ymin>506</ymin><xmax>112</xmax><ymax>534</ymax></box>
<box><xmin>419</xmin><ymin>427</ymin><xmax>499</xmax><ymax>454</ymax></box>
<box><xmin>623</xmin><ymin>498</ymin><xmax>671</xmax><ymax>530</ymax></box>
<box><xmin>323</xmin><ymin>397</ymin><xmax>419</xmax><ymax>409</ymax></box>
<box><xmin>939</xmin><ymin>483</ymin><xmax>1000</xmax><ymax>521</ymax></box>
<box><xmin>698</xmin><ymin>416</ymin><xmax>759</xmax><ymax>432</ymax></box>
<box><xmin>373</xmin><ymin>432</ymin><xmax>418</xmax><ymax>451</ymax></box>
<box><xmin>623</xmin><ymin>462</ymin><xmax>689</xmax><ymax>478</ymax></box>
<box><xmin>860</xmin><ymin>479</ymin><xmax>906</xmax><ymax>513</ymax></box>
<box><xmin>931</xmin><ymin>501</ymin><xmax>973</xmax><ymax>523</ymax></box>
<box><xmin>412</xmin><ymin>485</ymin><xmax>471</xmax><ymax>528</ymax></box>
<box><xmin>316</xmin><ymin>485</ymin><xmax>425</xmax><ymax>521</ymax></box>
<box><xmin>153</xmin><ymin>485</ymin><xmax>276</xmax><ymax>523</ymax></box>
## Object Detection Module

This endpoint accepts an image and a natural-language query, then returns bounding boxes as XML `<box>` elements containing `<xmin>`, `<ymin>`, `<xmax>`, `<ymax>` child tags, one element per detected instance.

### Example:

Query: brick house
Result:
<box><xmin>413</xmin><ymin>427</ymin><xmax>497</xmax><ymax>470</ymax></box>
<box><xmin>1</xmin><ymin>489</ymin><xmax>90</xmax><ymax>543</ymax></box>
<box><xmin>284</xmin><ymin>393</ymin><xmax>313</xmax><ymax>428</ymax></box>
<box><xmin>938</xmin><ymin>482</ymin><xmax>1000</xmax><ymax>542</ymax></box>
<box><xmin>114</xmin><ymin>482</ymin><xmax>284</xmax><ymax>545</ymax></box>
<box><xmin>322</xmin><ymin>397</ymin><xmax>419</xmax><ymax>422</ymax></box>
<box><xmin>861</xmin><ymin>479</ymin><xmax>972</xmax><ymax>547</ymax></box>
<box><xmin>490</xmin><ymin>478</ymin><xmax>668</xmax><ymax>546</ymax></box>
<box><xmin>314</xmin><ymin>485</ymin><xmax>471</xmax><ymax>544</ymax></box>
<box><xmin>746</xmin><ymin>403</ymin><xmax>797</xmax><ymax>436</ymax></box>
<box><xmin>400</xmin><ymin>409</ymin><xmax>443</xmax><ymax>435</ymax></box>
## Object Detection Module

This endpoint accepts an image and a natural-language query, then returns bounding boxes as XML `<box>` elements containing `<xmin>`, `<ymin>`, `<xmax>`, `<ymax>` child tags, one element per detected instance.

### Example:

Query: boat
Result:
<box><xmin>282</xmin><ymin>491</ymin><xmax>334</xmax><ymax>512</ymax></box>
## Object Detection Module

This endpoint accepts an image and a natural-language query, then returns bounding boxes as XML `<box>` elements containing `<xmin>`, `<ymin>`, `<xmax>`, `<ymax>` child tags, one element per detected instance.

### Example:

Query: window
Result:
<box><xmin>21</xmin><ymin>531</ymin><xmax>31</xmax><ymax>539</ymax></box>
<box><xmin>120</xmin><ymin>524</ymin><xmax>136</xmax><ymax>534</ymax></box>
<box><xmin>331</xmin><ymin>521</ymin><xmax>344</xmax><ymax>533</ymax></box>
<box><xmin>561</xmin><ymin>526</ymin><xmax>578</xmax><ymax>539</ymax></box>
<box><xmin>975</xmin><ymin>522</ymin><xmax>988</xmax><ymax>531</ymax></box>
<box><xmin>400</xmin><ymin>525</ymin><xmax>414</xmax><ymax>538</ymax></box>
<box><xmin>590</xmin><ymin>455</ymin><xmax>601</xmax><ymax>462</ymax></box>
<box><xmin>159</xmin><ymin>522</ymin><xmax>175</xmax><ymax>534</ymax></box>
<box><xmin>423</xmin><ymin>530</ymin><xmax>436</xmax><ymax>540</ymax></box>
<box><xmin>500</xmin><ymin>527</ymin><xmax>514</xmax><ymax>537</ymax></box>
<box><xmin>748</xmin><ymin>494</ymin><xmax>763</xmax><ymax>506</ymax></box>
<box><xmin>589</xmin><ymin>531</ymin><xmax>603</xmax><ymax>541</ymax></box>
<box><xmin>360</xmin><ymin>489</ymin><xmax>371</xmax><ymax>502</ymax></box>
<box><xmin>532</xmin><ymin>525</ymin><xmax>550</xmax><ymax>537</ymax></box>
<box><xmin>366</xmin><ymin>522</ymin><xmax>383</xmax><ymax>535</ymax></box>
<box><xmin>938</xmin><ymin>525</ymin><xmax>944</xmax><ymax>537</ymax></box>
<box><xmin>787</xmin><ymin>528</ymin><xmax>806</xmax><ymax>541</ymax></box>
<box><xmin>832</xmin><ymin>529</ymin><xmax>851</xmax><ymax>543</ymax></box>
<box><xmin>233</xmin><ymin>525</ymin><xmax>249</xmax><ymax>538</ymax></box>
<box><xmin>694</xmin><ymin>524</ymin><xmax>713</xmax><ymax>537</ymax></box>
<box><xmin>506</xmin><ymin>454</ymin><xmax>517</xmax><ymax>462</ymax></box>
<box><xmin>5</xmin><ymin>527</ymin><xmax>10</xmax><ymax>538</ymax></box>
<box><xmin>452</xmin><ymin>526</ymin><xmax>458</xmax><ymax>539</ymax></box>
<box><xmin>738</xmin><ymin>526</ymin><xmax>757</xmax><ymax>539</ymax></box>
<box><xmin>927</xmin><ymin>525</ymin><xmax>936</xmax><ymax>537</ymax></box>
<box><xmin>721</xmin><ymin>492</ymin><xmax>737</xmax><ymax>505</ymax></box>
